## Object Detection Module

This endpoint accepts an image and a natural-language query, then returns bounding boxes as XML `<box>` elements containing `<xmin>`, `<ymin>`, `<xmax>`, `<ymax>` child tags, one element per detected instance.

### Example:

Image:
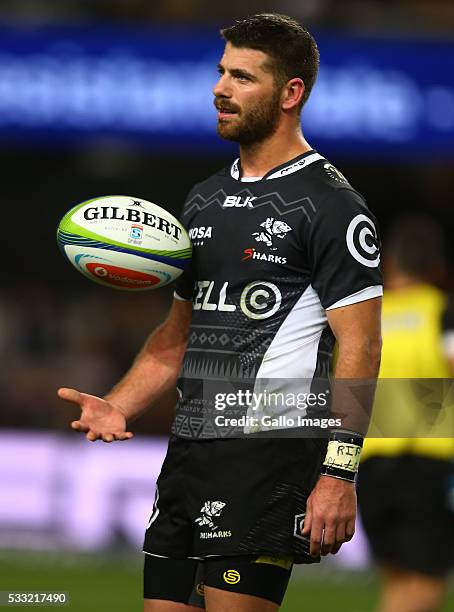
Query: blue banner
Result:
<box><xmin>0</xmin><ymin>25</ymin><xmax>453</xmax><ymax>158</ymax></box>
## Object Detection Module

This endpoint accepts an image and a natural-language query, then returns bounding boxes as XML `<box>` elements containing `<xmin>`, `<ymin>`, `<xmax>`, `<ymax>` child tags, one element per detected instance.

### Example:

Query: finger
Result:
<box><xmin>346</xmin><ymin>519</ymin><xmax>356</xmax><ymax>540</ymax></box>
<box><xmin>321</xmin><ymin>525</ymin><xmax>336</xmax><ymax>556</ymax></box>
<box><xmin>301</xmin><ymin>503</ymin><xmax>312</xmax><ymax>536</ymax></box>
<box><xmin>71</xmin><ymin>421</ymin><xmax>89</xmax><ymax>433</ymax></box>
<box><xmin>86</xmin><ymin>430</ymin><xmax>100</xmax><ymax>442</ymax></box>
<box><xmin>102</xmin><ymin>434</ymin><xmax>114</xmax><ymax>443</ymax></box>
<box><xmin>333</xmin><ymin>523</ymin><xmax>346</xmax><ymax>554</ymax></box>
<box><xmin>58</xmin><ymin>387</ymin><xmax>83</xmax><ymax>406</ymax></box>
<box><xmin>309</xmin><ymin>518</ymin><xmax>324</xmax><ymax>557</ymax></box>
<box><xmin>117</xmin><ymin>432</ymin><xmax>134</xmax><ymax>441</ymax></box>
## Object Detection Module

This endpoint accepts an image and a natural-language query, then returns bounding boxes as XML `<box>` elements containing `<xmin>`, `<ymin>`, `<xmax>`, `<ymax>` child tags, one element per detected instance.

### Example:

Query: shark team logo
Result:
<box><xmin>195</xmin><ymin>501</ymin><xmax>226</xmax><ymax>530</ymax></box>
<box><xmin>252</xmin><ymin>217</ymin><xmax>292</xmax><ymax>249</ymax></box>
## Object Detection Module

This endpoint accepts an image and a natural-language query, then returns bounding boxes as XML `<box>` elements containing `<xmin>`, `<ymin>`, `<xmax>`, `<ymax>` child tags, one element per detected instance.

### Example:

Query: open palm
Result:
<box><xmin>57</xmin><ymin>387</ymin><xmax>134</xmax><ymax>443</ymax></box>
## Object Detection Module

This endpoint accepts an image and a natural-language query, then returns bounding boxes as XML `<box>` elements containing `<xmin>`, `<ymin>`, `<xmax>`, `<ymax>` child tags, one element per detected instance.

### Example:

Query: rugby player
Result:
<box><xmin>359</xmin><ymin>216</ymin><xmax>454</xmax><ymax>612</ymax></box>
<box><xmin>58</xmin><ymin>14</ymin><xmax>383</xmax><ymax>611</ymax></box>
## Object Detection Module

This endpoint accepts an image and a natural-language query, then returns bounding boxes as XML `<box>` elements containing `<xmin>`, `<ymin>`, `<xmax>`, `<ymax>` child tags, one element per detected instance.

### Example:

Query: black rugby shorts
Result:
<box><xmin>143</xmin><ymin>434</ymin><xmax>326</xmax><ymax>563</ymax></box>
<box><xmin>358</xmin><ymin>455</ymin><xmax>454</xmax><ymax>576</ymax></box>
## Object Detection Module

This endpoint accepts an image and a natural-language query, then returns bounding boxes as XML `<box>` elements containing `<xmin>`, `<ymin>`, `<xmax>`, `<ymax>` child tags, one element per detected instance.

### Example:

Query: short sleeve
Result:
<box><xmin>308</xmin><ymin>189</ymin><xmax>383</xmax><ymax>310</ymax></box>
<box><xmin>174</xmin><ymin>264</ymin><xmax>195</xmax><ymax>301</ymax></box>
<box><xmin>173</xmin><ymin>188</ymin><xmax>197</xmax><ymax>301</ymax></box>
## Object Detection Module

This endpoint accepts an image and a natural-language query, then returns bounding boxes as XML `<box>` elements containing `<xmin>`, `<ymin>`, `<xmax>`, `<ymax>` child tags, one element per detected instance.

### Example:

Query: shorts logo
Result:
<box><xmin>252</xmin><ymin>217</ymin><xmax>292</xmax><ymax>249</ymax></box>
<box><xmin>195</xmin><ymin>582</ymin><xmax>205</xmax><ymax>596</ymax></box>
<box><xmin>195</xmin><ymin>500</ymin><xmax>226</xmax><ymax>530</ymax></box>
<box><xmin>223</xmin><ymin>570</ymin><xmax>241</xmax><ymax>585</ymax></box>
<box><xmin>293</xmin><ymin>512</ymin><xmax>310</xmax><ymax>542</ymax></box>
<box><xmin>346</xmin><ymin>214</ymin><xmax>380</xmax><ymax>268</ymax></box>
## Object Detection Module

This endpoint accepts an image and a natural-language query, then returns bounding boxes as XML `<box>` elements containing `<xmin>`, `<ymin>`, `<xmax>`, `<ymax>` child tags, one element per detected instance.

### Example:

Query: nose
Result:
<box><xmin>213</xmin><ymin>73</ymin><xmax>231</xmax><ymax>99</ymax></box>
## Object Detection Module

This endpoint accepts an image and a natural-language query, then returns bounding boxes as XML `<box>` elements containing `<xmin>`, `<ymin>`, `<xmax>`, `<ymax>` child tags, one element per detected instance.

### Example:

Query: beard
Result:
<box><xmin>215</xmin><ymin>89</ymin><xmax>282</xmax><ymax>145</ymax></box>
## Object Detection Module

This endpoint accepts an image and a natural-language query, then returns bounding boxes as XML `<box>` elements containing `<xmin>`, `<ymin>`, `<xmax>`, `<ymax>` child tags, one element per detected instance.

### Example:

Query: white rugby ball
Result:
<box><xmin>57</xmin><ymin>195</ymin><xmax>191</xmax><ymax>290</ymax></box>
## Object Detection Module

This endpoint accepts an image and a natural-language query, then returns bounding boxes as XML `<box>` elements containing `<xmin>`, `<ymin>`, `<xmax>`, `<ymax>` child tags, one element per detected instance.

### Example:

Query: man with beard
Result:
<box><xmin>58</xmin><ymin>14</ymin><xmax>382</xmax><ymax>612</ymax></box>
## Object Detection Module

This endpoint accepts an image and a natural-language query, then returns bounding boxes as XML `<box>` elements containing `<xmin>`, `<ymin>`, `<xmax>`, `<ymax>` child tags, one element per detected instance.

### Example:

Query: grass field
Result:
<box><xmin>1</xmin><ymin>551</ymin><xmax>453</xmax><ymax>611</ymax></box>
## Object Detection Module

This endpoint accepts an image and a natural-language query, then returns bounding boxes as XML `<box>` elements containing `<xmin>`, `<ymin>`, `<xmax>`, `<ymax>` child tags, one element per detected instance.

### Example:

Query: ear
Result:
<box><xmin>281</xmin><ymin>78</ymin><xmax>305</xmax><ymax>111</ymax></box>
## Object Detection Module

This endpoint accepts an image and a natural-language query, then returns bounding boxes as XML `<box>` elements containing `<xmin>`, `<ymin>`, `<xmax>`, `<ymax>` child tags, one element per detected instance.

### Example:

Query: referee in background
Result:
<box><xmin>359</xmin><ymin>215</ymin><xmax>454</xmax><ymax>612</ymax></box>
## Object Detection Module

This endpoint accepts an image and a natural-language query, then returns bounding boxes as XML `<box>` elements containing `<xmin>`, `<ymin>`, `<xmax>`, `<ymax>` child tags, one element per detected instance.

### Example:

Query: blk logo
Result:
<box><xmin>223</xmin><ymin>195</ymin><xmax>256</xmax><ymax>209</ymax></box>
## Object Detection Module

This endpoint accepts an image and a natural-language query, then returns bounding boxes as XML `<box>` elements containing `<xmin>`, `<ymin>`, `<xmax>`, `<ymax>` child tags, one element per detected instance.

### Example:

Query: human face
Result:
<box><xmin>213</xmin><ymin>43</ymin><xmax>283</xmax><ymax>145</ymax></box>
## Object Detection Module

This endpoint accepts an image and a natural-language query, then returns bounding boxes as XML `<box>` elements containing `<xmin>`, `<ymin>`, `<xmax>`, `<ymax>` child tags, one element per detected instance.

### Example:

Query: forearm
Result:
<box><xmin>331</xmin><ymin>337</ymin><xmax>381</xmax><ymax>436</ymax></box>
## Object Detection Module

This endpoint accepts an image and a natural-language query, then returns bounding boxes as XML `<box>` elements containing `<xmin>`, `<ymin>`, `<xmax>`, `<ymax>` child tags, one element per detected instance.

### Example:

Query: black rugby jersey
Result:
<box><xmin>172</xmin><ymin>150</ymin><xmax>382</xmax><ymax>439</ymax></box>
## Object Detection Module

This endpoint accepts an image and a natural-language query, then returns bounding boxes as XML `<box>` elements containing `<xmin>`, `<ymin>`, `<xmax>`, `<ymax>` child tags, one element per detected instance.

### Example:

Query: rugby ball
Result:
<box><xmin>57</xmin><ymin>196</ymin><xmax>191</xmax><ymax>291</ymax></box>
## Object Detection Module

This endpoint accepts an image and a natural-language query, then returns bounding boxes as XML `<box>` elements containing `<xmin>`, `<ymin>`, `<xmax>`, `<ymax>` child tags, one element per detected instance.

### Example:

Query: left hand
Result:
<box><xmin>301</xmin><ymin>475</ymin><xmax>356</xmax><ymax>557</ymax></box>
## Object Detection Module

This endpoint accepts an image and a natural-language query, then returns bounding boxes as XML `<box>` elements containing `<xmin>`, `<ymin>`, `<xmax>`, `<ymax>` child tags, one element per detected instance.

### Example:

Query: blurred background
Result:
<box><xmin>0</xmin><ymin>1</ymin><xmax>453</xmax><ymax>610</ymax></box>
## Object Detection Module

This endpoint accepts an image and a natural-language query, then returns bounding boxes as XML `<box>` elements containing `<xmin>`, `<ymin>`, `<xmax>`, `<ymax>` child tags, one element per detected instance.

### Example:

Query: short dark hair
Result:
<box><xmin>220</xmin><ymin>13</ymin><xmax>320</xmax><ymax>109</ymax></box>
<box><xmin>385</xmin><ymin>214</ymin><xmax>446</xmax><ymax>279</ymax></box>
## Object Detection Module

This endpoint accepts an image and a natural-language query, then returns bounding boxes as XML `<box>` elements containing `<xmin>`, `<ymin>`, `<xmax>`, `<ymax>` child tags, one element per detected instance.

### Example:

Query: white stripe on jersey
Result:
<box><xmin>326</xmin><ymin>285</ymin><xmax>383</xmax><ymax>310</ymax></box>
<box><xmin>244</xmin><ymin>285</ymin><xmax>327</xmax><ymax>430</ymax></box>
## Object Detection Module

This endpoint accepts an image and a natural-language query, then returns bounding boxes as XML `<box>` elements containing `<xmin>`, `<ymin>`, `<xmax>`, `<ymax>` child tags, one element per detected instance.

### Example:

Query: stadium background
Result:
<box><xmin>0</xmin><ymin>1</ymin><xmax>453</xmax><ymax>610</ymax></box>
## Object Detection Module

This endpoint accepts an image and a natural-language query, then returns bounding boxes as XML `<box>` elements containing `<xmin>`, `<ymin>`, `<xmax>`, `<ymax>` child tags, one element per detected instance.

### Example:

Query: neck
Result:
<box><xmin>239</xmin><ymin>123</ymin><xmax>312</xmax><ymax>178</ymax></box>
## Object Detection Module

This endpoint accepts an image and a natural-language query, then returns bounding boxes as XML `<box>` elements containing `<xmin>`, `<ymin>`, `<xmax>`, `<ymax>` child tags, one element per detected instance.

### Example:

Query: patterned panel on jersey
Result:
<box><xmin>184</xmin><ymin>187</ymin><xmax>317</xmax><ymax>220</ymax></box>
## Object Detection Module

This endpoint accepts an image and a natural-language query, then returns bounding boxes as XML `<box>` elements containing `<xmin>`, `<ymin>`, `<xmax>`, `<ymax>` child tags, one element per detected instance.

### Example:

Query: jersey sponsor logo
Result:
<box><xmin>241</xmin><ymin>281</ymin><xmax>282</xmax><ymax>320</ymax></box>
<box><xmin>346</xmin><ymin>214</ymin><xmax>380</xmax><ymax>268</ymax></box>
<box><xmin>242</xmin><ymin>248</ymin><xmax>287</xmax><ymax>265</ymax></box>
<box><xmin>223</xmin><ymin>195</ymin><xmax>256</xmax><ymax>209</ymax></box>
<box><xmin>252</xmin><ymin>217</ymin><xmax>292</xmax><ymax>249</ymax></box>
<box><xmin>188</xmin><ymin>225</ymin><xmax>213</xmax><ymax>246</ymax></box>
<box><xmin>189</xmin><ymin>226</ymin><xmax>213</xmax><ymax>239</ymax></box>
<box><xmin>195</xmin><ymin>500</ymin><xmax>226</xmax><ymax>530</ymax></box>
<box><xmin>324</xmin><ymin>162</ymin><xmax>349</xmax><ymax>184</ymax></box>
<box><xmin>223</xmin><ymin>570</ymin><xmax>241</xmax><ymax>585</ymax></box>
<box><xmin>193</xmin><ymin>280</ymin><xmax>282</xmax><ymax>320</ymax></box>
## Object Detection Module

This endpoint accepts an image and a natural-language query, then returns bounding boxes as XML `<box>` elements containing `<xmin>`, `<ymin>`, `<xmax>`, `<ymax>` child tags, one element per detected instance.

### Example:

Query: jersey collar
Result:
<box><xmin>230</xmin><ymin>150</ymin><xmax>324</xmax><ymax>181</ymax></box>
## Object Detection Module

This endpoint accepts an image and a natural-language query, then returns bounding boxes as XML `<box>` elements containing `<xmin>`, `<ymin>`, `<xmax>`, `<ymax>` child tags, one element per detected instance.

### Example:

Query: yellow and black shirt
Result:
<box><xmin>363</xmin><ymin>283</ymin><xmax>454</xmax><ymax>461</ymax></box>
